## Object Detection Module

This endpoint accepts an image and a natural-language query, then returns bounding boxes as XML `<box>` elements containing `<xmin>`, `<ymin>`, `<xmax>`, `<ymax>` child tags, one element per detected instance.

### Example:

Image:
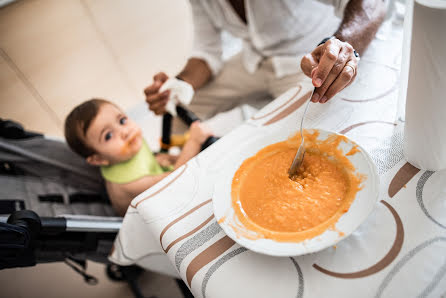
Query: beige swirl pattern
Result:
<box><xmin>186</xmin><ymin>235</ymin><xmax>236</xmax><ymax>286</ymax></box>
<box><xmin>250</xmin><ymin>85</ymin><xmax>302</xmax><ymax>120</ymax></box>
<box><xmin>262</xmin><ymin>90</ymin><xmax>312</xmax><ymax>126</ymax></box>
<box><xmin>130</xmin><ymin>164</ymin><xmax>188</xmax><ymax>208</ymax></box>
<box><xmin>339</xmin><ymin>121</ymin><xmax>396</xmax><ymax>135</ymax></box>
<box><xmin>388</xmin><ymin>162</ymin><xmax>420</xmax><ymax>198</ymax></box>
<box><xmin>340</xmin><ymin>62</ymin><xmax>399</xmax><ymax>103</ymax></box>
<box><xmin>159</xmin><ymin>199</ymin><xmax>213</xmax><ymax>253</ymax></box>
<box><xmin>313</xmin><ymin>200</ymin><xmax>404</xmax><ymax>278</ymax></box>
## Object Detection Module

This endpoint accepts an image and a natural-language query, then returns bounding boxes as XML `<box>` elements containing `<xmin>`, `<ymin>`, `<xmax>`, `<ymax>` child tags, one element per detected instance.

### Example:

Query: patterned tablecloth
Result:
<box><xmin>109</xmin><ymin>20</ymin><xmax>446</xmax><ymax>298</ymax></box>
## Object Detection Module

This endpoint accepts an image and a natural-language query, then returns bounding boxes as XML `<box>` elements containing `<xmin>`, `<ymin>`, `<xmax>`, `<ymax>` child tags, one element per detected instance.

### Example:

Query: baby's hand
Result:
<box><xmin>155</xmin><ymin>153</ymin><xmax>177</xmax><ymax>167</ymax></box>
<box><xmin>189</xmin><ymin>121</ymin><xmax>213</xmax><ymax>145</ymax></box>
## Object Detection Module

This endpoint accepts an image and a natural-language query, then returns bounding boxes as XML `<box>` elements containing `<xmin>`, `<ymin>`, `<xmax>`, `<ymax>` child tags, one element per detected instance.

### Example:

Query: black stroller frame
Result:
<box><xmin>0</xmin><ymin>107</ymin><xmax>217</xmax><ymax>298</ymax></box>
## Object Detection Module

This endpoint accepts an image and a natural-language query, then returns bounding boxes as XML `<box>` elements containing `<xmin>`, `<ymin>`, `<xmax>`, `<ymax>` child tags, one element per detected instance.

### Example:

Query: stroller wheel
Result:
<box><xmin>106</xmin><ymin>263</ymin><xmax>125</xmax><ymax>281</ymax></box>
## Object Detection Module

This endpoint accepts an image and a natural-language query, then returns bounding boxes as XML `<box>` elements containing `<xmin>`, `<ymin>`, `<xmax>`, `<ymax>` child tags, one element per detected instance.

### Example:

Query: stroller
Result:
<box><xmin>0</xmin><ymin>106</ymin><xmax>217</xmax><ymax>298</ymax></box>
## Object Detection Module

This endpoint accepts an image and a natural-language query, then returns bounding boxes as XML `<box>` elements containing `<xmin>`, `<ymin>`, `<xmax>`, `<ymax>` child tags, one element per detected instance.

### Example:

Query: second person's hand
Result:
<box><xmin>144</xmin><ymin>72</ymin><xmax>170</xmax><ymax>115</ymax></box>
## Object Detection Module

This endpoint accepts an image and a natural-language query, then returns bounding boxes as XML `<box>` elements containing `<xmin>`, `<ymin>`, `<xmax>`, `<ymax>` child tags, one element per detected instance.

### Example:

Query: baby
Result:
<box><xmin>64</xmin><ymin>98</ymin><xmax>212</xmax><ymax>216</ymax></box>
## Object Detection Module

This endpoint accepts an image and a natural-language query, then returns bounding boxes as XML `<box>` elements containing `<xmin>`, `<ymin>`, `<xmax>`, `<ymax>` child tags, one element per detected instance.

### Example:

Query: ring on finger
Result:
<box><xmin>344</xmin><ymin>63</ymin><xmax>356</xmax><ymax>76</ymax></box>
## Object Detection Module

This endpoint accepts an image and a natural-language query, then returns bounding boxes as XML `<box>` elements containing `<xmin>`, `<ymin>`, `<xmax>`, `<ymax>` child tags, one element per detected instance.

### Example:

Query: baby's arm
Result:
<box><xmin>173</xmin><ymin>121</ymin><xmax>213</xmax><ymax>168</ymax></box>
<box><xmin>106</xmin><ymin>121</ymin><xmax>212</xmax><ymax>216</ymax></box>
<box><xmin>155</xmin><ymin>153</ymin><xmax>178</xmax><ymax>167</ymax></box>
<box><xmin>105</xmin><ymin>173</ymin><xmax>169</xmax><ymax>216</ymax></box>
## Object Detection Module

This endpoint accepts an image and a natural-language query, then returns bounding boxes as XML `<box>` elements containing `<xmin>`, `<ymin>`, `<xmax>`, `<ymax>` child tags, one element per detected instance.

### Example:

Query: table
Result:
<box><xmin>109</xmin><ymin>20</ymin><xmax>446</xmax><ymax>298</ymax></box>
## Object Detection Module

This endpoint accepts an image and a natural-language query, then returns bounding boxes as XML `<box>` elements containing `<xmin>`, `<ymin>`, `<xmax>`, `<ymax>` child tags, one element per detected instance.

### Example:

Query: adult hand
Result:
<box><xmin>144</xmin><ymin>72</ymin><xmax>170</xmax><ymax>115</ymax></box>
<box><xmin>301</xmin><ymin>38</ymin><xmax>358</xmax><ymax>103</ymax></box>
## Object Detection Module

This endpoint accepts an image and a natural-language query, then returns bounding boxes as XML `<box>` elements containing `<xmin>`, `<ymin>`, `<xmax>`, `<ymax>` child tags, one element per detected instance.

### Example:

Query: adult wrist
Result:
<box><xmin>175</xmin><ymin>74</ymin><xmax>197</xmax><ymax>91</ymax></box>
<box><xmin>317</xmin><ymin>36</ymin><xmax>335</xmax><ymax>47</ymax></box>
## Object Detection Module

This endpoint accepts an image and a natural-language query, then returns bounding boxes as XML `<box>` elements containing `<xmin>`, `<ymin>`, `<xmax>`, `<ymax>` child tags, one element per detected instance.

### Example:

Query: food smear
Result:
<box><xmin>119</xmin><ymin>131</ymin><xmax>142</xmax><ymax>156</ymax></box>
<box><xmin>231</xmin><ymin>130</ymin><xmax>364</xmax><ymax>242</ymax></box>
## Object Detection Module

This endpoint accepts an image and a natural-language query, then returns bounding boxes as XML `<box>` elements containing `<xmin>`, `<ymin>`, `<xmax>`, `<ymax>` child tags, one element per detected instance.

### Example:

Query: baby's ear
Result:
<box><xmin>86</xmin><ymin>154</ymin><xmax>110</xmax><ymax>166</ymax></box>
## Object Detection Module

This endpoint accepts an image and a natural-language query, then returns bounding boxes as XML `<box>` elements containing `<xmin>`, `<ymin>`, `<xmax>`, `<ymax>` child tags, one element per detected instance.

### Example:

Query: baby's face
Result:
<box><xmin>86</xmin><ymin>103</ymin><xmax>143</xmax><ymax>164</ymax></box>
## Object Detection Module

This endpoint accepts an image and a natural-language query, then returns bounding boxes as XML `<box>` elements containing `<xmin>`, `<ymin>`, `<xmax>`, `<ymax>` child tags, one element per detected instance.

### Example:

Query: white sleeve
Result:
<box><xmin>316</xmin><ymin>0</ymin><xmax>350</xmax><ymax>18</ymax></box>
<box><xmin>189</xmin><ymin>0</ymin><xmax>223</xmax><ymax>76</ymax></box>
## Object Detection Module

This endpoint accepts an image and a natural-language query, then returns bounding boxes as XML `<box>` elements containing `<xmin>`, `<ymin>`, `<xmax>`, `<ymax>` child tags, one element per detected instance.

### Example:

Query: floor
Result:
<box><xmin>0</xmin><ymin>261</ymin><xmax>185</xmax><ymax>298</ymax></box>
<box><xmin>0</xmin><ymin>0</ymin><xmax>195</xmax><ymax>297</ymax></box>
<box><xmin>0</xmin><ymin>0</ymin><xmax>193</xmax><ymax>149</ymax></box>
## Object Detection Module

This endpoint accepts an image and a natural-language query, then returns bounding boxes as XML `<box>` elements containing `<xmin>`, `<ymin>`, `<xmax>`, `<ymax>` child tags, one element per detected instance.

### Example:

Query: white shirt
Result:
<box><xmin>190</xmin><ymin>0</ymin><xmax>347</xmax><ymax>78</ymax></box>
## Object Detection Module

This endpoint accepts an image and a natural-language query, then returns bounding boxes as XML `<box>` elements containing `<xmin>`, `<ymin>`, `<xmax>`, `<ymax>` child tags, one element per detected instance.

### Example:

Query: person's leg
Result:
<box><xmin>173</xmin><ymin>53</ymin><xmax>269</xmax><ymax>133</ymax></box>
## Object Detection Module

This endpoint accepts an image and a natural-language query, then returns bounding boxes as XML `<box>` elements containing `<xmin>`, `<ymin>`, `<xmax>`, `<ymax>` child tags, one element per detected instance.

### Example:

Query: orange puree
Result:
<box><xmin>119</xmin><ymin>132</ymin><xmax>141</xmax><ymax>156</ymax></box>
<box><xmin>231</xmin><ymin>130</ymin><xmax>363</xmax><ymax>242</ymax></box>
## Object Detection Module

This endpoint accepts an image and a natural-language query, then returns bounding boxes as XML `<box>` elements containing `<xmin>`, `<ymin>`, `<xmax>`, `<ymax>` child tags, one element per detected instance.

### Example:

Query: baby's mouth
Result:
<box><xmin>127</xmin><ymin>131</ymin><xmax>141</xmax><ymax>146</ymax></box>
<box><xmin>120</xmin><ymin>131</ymin><xmax>142</xmax><ymax>155</ymax></box>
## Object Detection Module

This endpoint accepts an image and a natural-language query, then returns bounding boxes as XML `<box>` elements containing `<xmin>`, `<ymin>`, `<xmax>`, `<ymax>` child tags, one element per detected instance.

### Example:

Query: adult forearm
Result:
<box><xmin>177</xmin><ymin>58</ymin><xmax>213</xmax><ymax>90</ymax></box>
<box><xmin>334</xmin><ymin>0</ymin><xmax>386</xmax><ymax>54</ymax></box>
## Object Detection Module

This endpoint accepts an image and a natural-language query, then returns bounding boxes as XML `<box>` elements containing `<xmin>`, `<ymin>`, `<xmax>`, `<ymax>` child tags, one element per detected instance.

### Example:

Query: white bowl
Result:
<box><xmin>213</xmin><ymin>128</ymin><xmax>379</xmax><ymax>257</ymax></box>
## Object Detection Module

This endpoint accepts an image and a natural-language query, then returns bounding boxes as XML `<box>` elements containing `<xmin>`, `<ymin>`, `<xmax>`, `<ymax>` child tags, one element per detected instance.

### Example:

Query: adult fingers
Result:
<box><xmin>149</xmin><ymin>98</ymin><xmax>169</xmax><ymax>115</ymax></box>
<box><xmin>144</xmin><ymin>81</ymin><xmax>162</xmax><ymax>97</ymax></box>
<box><xmin>312</xmin><ymin>39</ymin><xmax>342</xmax><ymax>88</ymax></box>
<box><xmin>320</xmin><ymin>58</ymin><xmax>357</xmax><ymax>103</ymax></box>
<box><xmin>300</xmin><ymin>50</ymin><xmax>320</xmax><ymax>78</ymax></box>
<box><xmin>146</xmin><ymin>90</ymin><xmax>169</xmax><ymax>104</ymax></box>
<box><xmin>143</xmin><ymin>72</ymin><xmax>169</xmax><ymax>96</ymax></box>
<box><xmin>312</xmin><ymin>44</ymin><xmax>352</xmax><ymax>103</ymax></box>
<box><xmin>344</xmin><ymin>59</ymin><xmax>358</xmax><ymax>89</ymax></box>
<box><xmin>147</xmin><ymin>90</ymin><xmax>169</xmax><ymax>115</ymax></box>
<box><xmin>153</xmin><ymin>72</ymin><xmax>168</xmax><ymax>83</ymax></box>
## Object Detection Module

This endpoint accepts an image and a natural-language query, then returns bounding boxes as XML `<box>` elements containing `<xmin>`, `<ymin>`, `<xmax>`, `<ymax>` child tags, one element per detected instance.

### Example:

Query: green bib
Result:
<box><xmin>100</xmin><ymin>140</ymin><xmax>172</xmax><ymax>184</ymax></box>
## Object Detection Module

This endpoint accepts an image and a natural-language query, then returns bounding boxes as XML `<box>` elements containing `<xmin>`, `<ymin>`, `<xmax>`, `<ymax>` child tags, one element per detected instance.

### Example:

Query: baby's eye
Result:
<box><xmin>104</xmin><ymin>132</ymin><xmax>113</xmax><ymax>141</ymax></box>
<box><xmin>119</xmin><ymin>117</ymin><xmax>127</xmax><ymax>125</ymax></box>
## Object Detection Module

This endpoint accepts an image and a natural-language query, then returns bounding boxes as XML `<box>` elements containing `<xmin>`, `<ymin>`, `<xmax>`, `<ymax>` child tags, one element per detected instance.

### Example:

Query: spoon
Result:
<box><xmin>288</xmin><ymin>88</ymin><xmax>315</xmax><ymax>178</ymax></box>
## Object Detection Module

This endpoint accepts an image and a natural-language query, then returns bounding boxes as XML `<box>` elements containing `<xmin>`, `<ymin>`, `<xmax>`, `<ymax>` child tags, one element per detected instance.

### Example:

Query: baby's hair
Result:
<box><xmin>64</xmin><ymin>98</ymin><xmax>114</xmax><ymax>158</ymax></box>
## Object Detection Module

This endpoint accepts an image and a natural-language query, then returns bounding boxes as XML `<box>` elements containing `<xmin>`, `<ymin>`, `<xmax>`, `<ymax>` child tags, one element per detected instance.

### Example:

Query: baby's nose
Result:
<box><xmin>120</xmin><ymin>127</ymin><xmax>131</xmax><ymax>139</ymax></box>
